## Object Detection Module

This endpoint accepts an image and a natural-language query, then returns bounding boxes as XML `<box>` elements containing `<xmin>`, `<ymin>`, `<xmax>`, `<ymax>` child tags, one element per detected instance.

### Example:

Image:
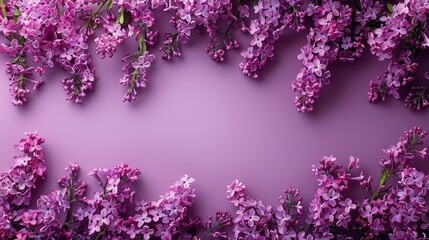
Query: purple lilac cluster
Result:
<box><xmin>0</xmin><ymin>133</ymin><xmax>232</xmax><ymax>239</ymax></box>
<box><xmin>354</xmin><ymin>127</ymin><xmax>429</xmax><ymax>239</ymax></box>
<box><xmin>1</xmin><ymin>130</ymin><xmax>429</xmax><ymax>238</ymax></box>
<box><xmin>405</xmin><ymin>84</ymin><xmax>429</xmax><ymax>110</ymax></box>
<box><xmin>122</xmin><ymin>175</ymin><xmax>233</xmax><ymax>239</ymax></box>
<box><xmin>290</xmin><ymin>0</ymin><xmax>429</xmax><ymax>112</ymax></box>
<box><xmin>239</xmin><ymin>0</ymin><xmax>305</xmax><ymax>79</ymax></box>
<box><xmin>15</xmin><ymin>162</ymin><xmax>87</xmax><ymax>239</ymax></box>
<box><xmin>306</xmin><ymin>156</ymin><xmax>362</xmax><ymax>239</ymax></box>
<box><xmin>368</xmin><ymin>50</ymin><xmax>418</xmax><ymax>103</ymax></box>
<box><xmin>160</xmin><ymin>0</ymin><xmax>237</xmax><ymax>61</ymax></box>
<box><xmin>0</xmin><ymin>0</ymin><xmax>96</xmax><ymax>105</ymax></box>
<box><xmin>0</xmin><ymin>132</ymin><xmax>46</xmax><ymax>238</ymax></box>
<box><xmin>227</xmin><ymin>180</ymin><xmax>308</xmax><ymax>239</ymax></box>
<box><xmin>225</xmin><ymin>127</ymin><xmax>429</xmax><ymax>239</ymax></box>
<box><xmin>74</xmin><ymin>163</ymin><xmax>141</xmax><ymax>238</ymax></box>
<box><xmin>94</xmin><ymin>0</ymin><xmax>158</xmax><ymax>102</ymax></box>
<box><xmin>292</xmin><ymin>0</ymin><xmax>354</xmax><ymax>112</ymax></box>
<box><xmin>122</xmin><ymin>175</ymin><xmax>196</xmax><ymax>239</ymax></box>
<box><xmin>366</xmin><ymin>0</ymin><xmax>426</xmax><ymax>61</ymax></box>
<box><xmin>366</xmin><ymin>0</ymin><xmax>429</xmax><ymax>110</ymax></box>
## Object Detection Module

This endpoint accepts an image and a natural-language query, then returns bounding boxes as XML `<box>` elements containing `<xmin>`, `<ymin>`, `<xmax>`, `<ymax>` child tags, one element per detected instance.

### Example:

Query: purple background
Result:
<box><xmin>0</xmin><ymin>30</ymin><xmax>428</xmax><ymax>217</ymax></box>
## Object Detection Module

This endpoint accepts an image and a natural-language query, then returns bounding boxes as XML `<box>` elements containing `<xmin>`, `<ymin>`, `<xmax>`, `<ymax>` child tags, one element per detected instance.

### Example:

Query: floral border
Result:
<box><xmin>1</xmin><ymin>0</ymin><xmax>428</xmax><ymax>111</ymax></box>
<box><xmin>0</xmin><ymin>128</ymin><xmax>428</xmax><ymax>239</ymax></box>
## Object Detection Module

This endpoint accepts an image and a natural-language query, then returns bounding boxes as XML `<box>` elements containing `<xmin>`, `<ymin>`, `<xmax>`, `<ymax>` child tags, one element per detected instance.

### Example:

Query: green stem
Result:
<box><xmin>371</xmin><ymin>132</ymin><xmax>421</xmax><ymax>200</ymax></box>
<box><xmin>127</xmin><ymin>28</ymin><xmax>147</xmax><ymax>92</ymax></box>
<box><xmin>16</xmin><ymin>74</ymin><xmax>25</xmax><ymax>99</ymax></box>
<box><xmin>128</xmin><ymin>25</ymin><xmax>147</xmax><ymax>93</ymax></box>
<box><xmin>304</xmin><ymin>224</ymin><xmax>313</xmax><ymax>234</ymax></box>
<box><xmin>352</xmin><ymin>0</ymin><xmax>362</xmax><ymax>11</ymax></box>
<box><xmin>94</xmin><ymin>231</ymin><xmax>105</xmax><ymax>240</ymax></box>
<box><xmin>11</xmin><ymin>55</ymin><xmax>28</xmax><ymax>99</ymax></box>
<box><xmin>84</xmin><ymin>0</ymin><xmax>108</xmax><ymax>27</ymax></box>
<box><xmin>129</xmin><ymin>68</ymin><xmax>139</xmax><ymax>91</ymax></box>
<box><xmin>102</xmin><ymin>182</ymin><xmax>108</xmax><ymax>199</ymax></box>
<box><xmin>0</xmin><ymin>0</ymin><xmax>7</xmax><ymax>19</ymax></box>
<box><xmin>63</xmin><ymin>177</ymin><xmax>76</xmax><ymax>229</ymax></box>
<box><xmin>57</xmin><ymin>3</ymin><xmax>61</xmax><ymax>16</ymax></box>
<box><xmin>371</xmin><ymin>171</ymin><xmax>392</xmax><ymax>200</ymax></box>
<box><xmin>224</xmin><ymin>14</ymin><xmax>237</xmax><ymax>38</ymax></box>
<box><xmin>138</xmin><ymin>29</ymin><xmax>147</xmax><ymax>54</ymax></box>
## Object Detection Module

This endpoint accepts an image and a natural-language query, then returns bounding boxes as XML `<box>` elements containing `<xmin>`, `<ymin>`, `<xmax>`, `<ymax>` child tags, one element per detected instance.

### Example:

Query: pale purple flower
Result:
<box><xmin>131</xmin><ymin>52</ymin><xmax>155</xmax><ymax>72</ymax></box>
<box><xmin>250</xmin><ymin>34</ymin><xmax>266</xmax><ymax>48</ymax></box>
<box><xmin>134</xmin><ymin>211</ymin><xmax>152</xmax><ymax>227</ymax></box>
<box><xmin>141</xmin><ymin>226</ymin><xmax>154</xmax><ymax>240</ymax></box>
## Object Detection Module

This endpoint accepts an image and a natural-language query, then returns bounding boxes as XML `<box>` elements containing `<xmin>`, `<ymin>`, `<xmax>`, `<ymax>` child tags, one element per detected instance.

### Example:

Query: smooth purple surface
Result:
<box><xmin>0</xmin><ymin>31</ymin><xmax>428</xmax><ymax>217</ymax></box>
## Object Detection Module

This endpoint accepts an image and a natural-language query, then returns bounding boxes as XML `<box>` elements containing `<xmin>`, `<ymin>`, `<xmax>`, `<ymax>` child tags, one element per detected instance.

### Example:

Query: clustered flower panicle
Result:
<box><xmin>160</xmin><ymin>0</ymin><xmax>239</xmax><ymax>62</ymax></box>
<box><xmin>93</xmin><ymin>0</ymin><xmax>158</xmax><ymax>102</ymax></box>
<box><xmin>239</xmin><ymin>0</ymin><xmax>306</xmax><ymax>79</ymax></box>
<box><xmin>0</xmin><ymin>128</ymin><xmax>428</xmax><ymax>239</ymax></box>
<box><xmin>0</xmin><ymin>0</ymin><xmax>97</xmax><ymax>105</ymax></box>
<box><xmin>292</xmin><ymin>0</ymin><xmax>355</xmax><ymax>112</ymax></box>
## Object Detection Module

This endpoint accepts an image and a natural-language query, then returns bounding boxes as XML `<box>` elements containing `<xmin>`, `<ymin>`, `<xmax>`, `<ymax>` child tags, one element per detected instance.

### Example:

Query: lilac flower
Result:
<box><xmin>240</xmin><ymin>0</ymin><xmax>306</xmax><ymax>79</ymax></box>
<box><xmin>405</xmin><ymin>87</ymin><xmax>429</xmax><ymax>110</ymax></box>
<box><xmin>121</xmin><ymin>51</ymin><xmax>155</xmax><ymax>102</ymax></box>
<box><xmin>226</xmin><ymin>179</ymin><xmax>246</xmax><ymax>201</ymax></box>
<box><xmin>339</xmin><ymin>198</ymin><xmax>356</xmax><ymax>213</ymax></box>
<box><xmin>11</xmin><ymin>171</ymin><xmax>34</xmax><ymax>190</ymax></box>
<box><xmin>21</xmin><ymin>211</ymin><xmax>38</xmax><ymax>226</ymax></box>
<box><xmin>292</xmin><ymin>0</ymin><xmax>355</xmax><ymax>112</ymax></box>
<box><xmin>0</xmin><ymin>0</ymin><xmax>98</xmax><ymax>105</ymax></box>
<box><xmin>251</xmin><ymin>34</ymin><xmax>266</xmax><ymax>48</ymax></box>
<box><xmin>134</xmin><ymin>211</ymin><xmax>152</xmax><ymax>227</ymax></box>
<box><xmin>131</xmin><ymin>52</ymin><xmax>156</xmax><ymax>74</ymax></box>
<box><xmin>360</xmin><ymin>201</ymin><xmax>378</xmax><ymax>223</ymax></box>
<box><xmin>106</xmin><ymin>177</ymin><xmax>120</xmax><ymax>194</ymax></box>
<box><xmin>161</xmin><ymin>0</ymin><xmax>234</xmax><ymax>62</ymax></box>
<box><xmin>126</xmin><ymin>224</ymin><xmax>139</xmax><ymax>239</ymax></box>
<box><xmin>0</xmin><ymin>132</ymin><xmax>45</xmax><ymax>210</ymax></box>
<box><xmin>227</xmin><ymin>181</ymin><xmax>305</xmax><ymax>239</ymax></box>
<box><xmin>140</xmin><ymin>225</ymin><xmax>154</xmax><ymax>240</ymax></box>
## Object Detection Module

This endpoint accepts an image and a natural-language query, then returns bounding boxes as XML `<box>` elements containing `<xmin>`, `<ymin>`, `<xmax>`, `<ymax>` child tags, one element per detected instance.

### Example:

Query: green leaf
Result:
<box><xmin>379</xmin><ymin>169</ymin><xmax>389</xmax><ymax>187</ymax></box>
<box><xmin>18</xmin><ymin>36</ymin><xmax>26</xmax><ymax>45</ymax></box>
<box><xmin>138</xmin><ymin>34</ymin><xmax>145</xmax><ymax>52</ymax></box>
<box><xmin>117</xmin><ymin>10</ymin><xmax>124</xmax><ymax>24</ymax></box>
<box><xmin>387</xmin><ymin>4</ymin><xmax>393</xmax><ymax>12</ymax></box>
<box><xmin>13</xmin><ymin>8</ymin><xmax>21</xmax><ymax>23</ymax></box>
<box><xmin>121</xmin><ymin>11</ymin><xmax>130</xmax><ymax>27</ymax></box>
<box><xmin>106</xmin><ymin>0</ymin><xmax>113</xmax><ymax>10</ymax></box>
<box><xmin>13</xmin><ymin>8</ymin><xmax>21</xmax><ymax>17</ymax></box>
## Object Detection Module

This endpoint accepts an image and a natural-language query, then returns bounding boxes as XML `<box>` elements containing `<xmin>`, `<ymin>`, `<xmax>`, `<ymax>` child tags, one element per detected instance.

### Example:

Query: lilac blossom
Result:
<box><xmin>94</xmin><ymin>0</ymin><xmax>159</xmax><ymax>102</ymax></box>
<box><xmin>160</xmin><ymin>0</ymin><xmax>236</xmax><ymax>61</ymax></box>
<box><xmin>0</xmin><ymin>0</ymin><xmax>97</xmax><ymax>104</ymax></box>
<box><xmin>364</xmin><ymin>0</ymin><xmax>429</xmax><ymax>110</ymax></box>
<box><xmin>292</xmin><ymin>0</ymin><xmax>355</xmax><ymax>112</ymax></box>
<box><xmin>227</xmin><ymin>180</ymin><xmax>306</xmax><ymax>239</ymax></box>
<box><xmin>240</xmin><ymin>0</ymin><xmax>306</xmax><ymax>79</ymax></box>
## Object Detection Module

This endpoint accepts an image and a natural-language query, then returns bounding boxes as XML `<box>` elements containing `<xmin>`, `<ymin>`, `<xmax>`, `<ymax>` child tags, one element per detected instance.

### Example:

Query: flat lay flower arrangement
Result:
<box><xmin>0</xmin><ymin>128</ymin><xmax>427</xmax><ymax>239</ymax></box>
<box><xmin>0</xmin><ymin>0</ymin><xmax>428</xmax><ymax>112</ymax></box>
<box><xmin>1</xmin><ymin>0</ymin><xmax>429</xmax><ymax>239</ymax></box>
